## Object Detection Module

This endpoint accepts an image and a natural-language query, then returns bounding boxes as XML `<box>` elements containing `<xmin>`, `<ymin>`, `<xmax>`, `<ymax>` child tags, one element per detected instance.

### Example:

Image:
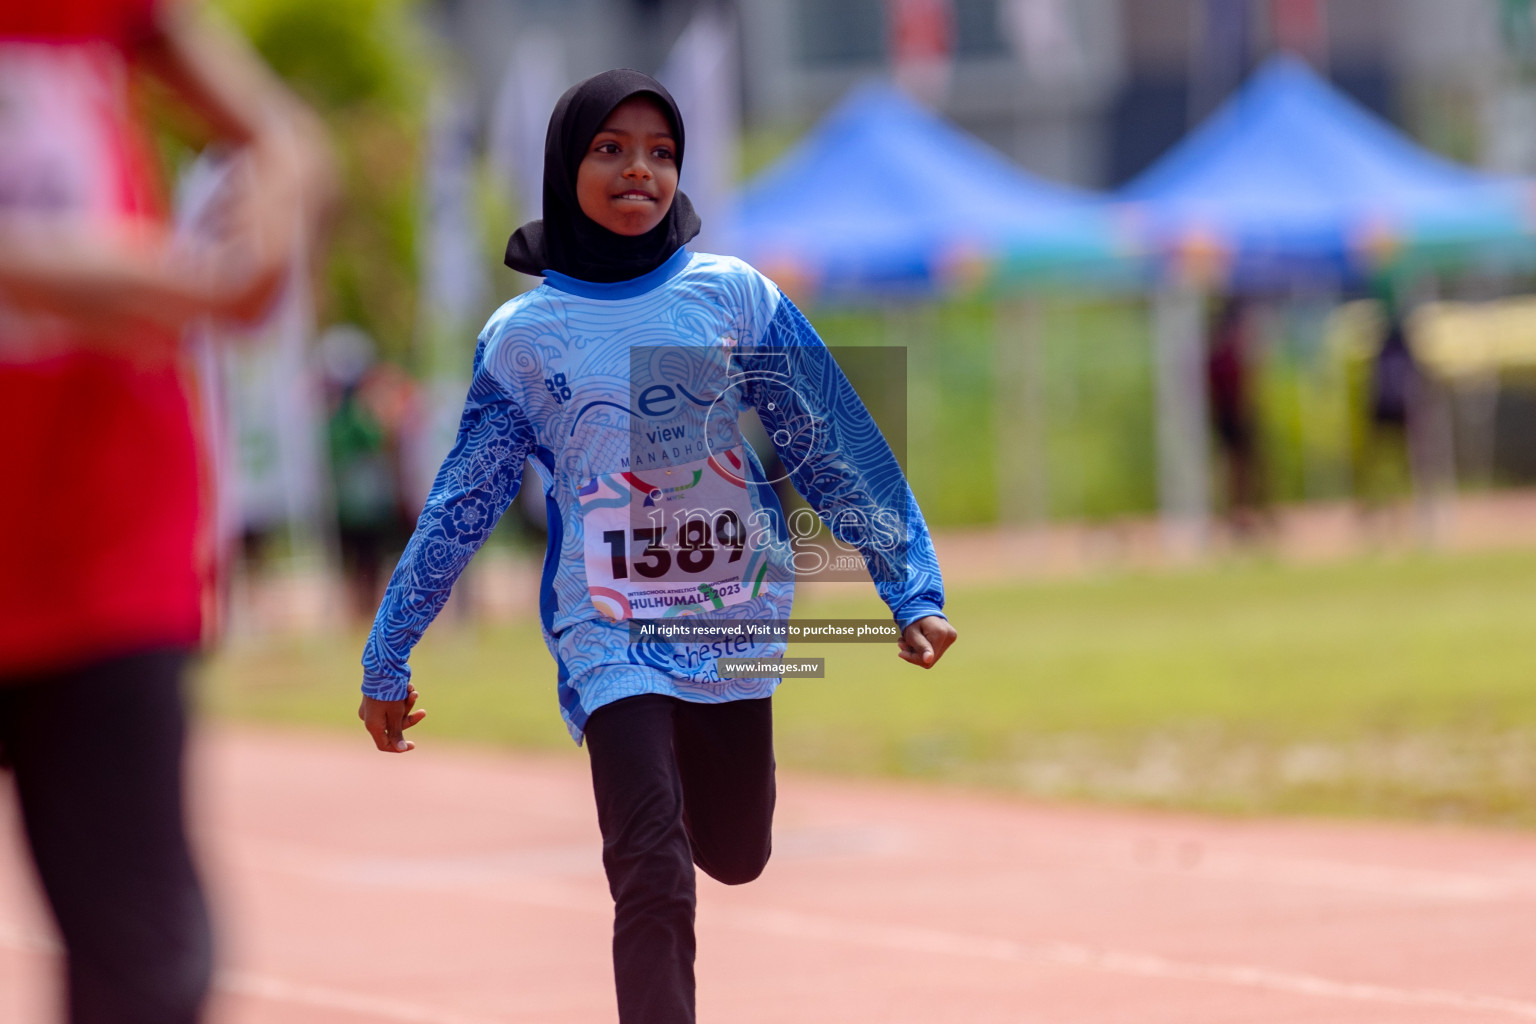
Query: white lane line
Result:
<box><xmin>728</xmin><ymin>908</ymin><xmax>1536</xmax><ymax>1021</ymax></box>
<box><xmin>235</xmin><ymin>839</ymin><xmax>1536</xmax><ymax>1019</ymax></box>
<box><xmin>37</xmin><ymin>831</ymin><xmax>1530</xmax><ymax>1022</ymax></box>
<box><xmin>1139</xmin><ymin>848</ymin><xmax>1536</xmax><ymax>903</ymax></box>
<box><xmin>229</xmin><ymin>838</ymin><xmax>605</xmax><ymax>914</ymax></box>
<box><xmin>234</xmin><ymin>827</ymin><xmax>1536</xmax><ymax>906</ymax></box>
<box><xmin>0</xmin><ymin>922</ymin><xmax>510</xmax><ymax>1024</ymax></box>
<box><xmin>219</xmin><ymin>971</ymin><xmax>509</xmax><ymax>1024</ymax></box>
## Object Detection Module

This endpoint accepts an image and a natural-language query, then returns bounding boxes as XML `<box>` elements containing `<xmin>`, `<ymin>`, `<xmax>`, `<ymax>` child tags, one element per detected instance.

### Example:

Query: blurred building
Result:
<box><xmin>427</xmin><ymin>0</ymin><xmax>1513</xmax><ymax>191</ymax></box>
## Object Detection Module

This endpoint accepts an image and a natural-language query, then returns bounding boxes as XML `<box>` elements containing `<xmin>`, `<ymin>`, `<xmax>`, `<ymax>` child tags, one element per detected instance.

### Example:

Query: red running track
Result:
<box><xmin>5</xmin><ymin>726</ymin><xmax>1536</xmax><ymax>1023</ymax></box>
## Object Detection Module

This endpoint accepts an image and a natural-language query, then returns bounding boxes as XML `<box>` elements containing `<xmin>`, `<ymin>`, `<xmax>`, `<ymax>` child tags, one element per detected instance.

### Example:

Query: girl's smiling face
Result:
<box><xmin>575</xmin><ymin>96</ymin><xmax>679</xmax><ymax>237</ymax></box>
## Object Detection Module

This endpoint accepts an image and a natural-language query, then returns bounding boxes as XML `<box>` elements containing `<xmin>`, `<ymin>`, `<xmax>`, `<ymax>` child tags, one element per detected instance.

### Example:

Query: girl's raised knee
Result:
<box><xmin>698</xmin><ymin>848</ymin><xmax>770</xmax><ymax>886</ymax></box>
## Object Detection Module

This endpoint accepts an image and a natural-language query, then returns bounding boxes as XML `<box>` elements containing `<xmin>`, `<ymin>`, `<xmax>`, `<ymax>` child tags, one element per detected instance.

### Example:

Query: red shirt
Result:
<box><xmin>0</xmin><ymin>0</ymin><xmax>206</xmax><ymax>673</ymax></box>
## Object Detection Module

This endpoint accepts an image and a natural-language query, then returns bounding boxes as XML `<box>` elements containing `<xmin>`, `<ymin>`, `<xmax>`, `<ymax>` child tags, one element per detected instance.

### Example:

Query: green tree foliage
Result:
<box><xmin>214</xmin><ymin>0</ymin><xmax>433</xmax><ymax>362</ymax></box>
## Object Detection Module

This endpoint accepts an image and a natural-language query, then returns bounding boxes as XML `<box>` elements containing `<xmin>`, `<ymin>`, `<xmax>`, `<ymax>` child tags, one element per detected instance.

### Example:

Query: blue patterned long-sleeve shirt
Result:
<box><xmin>361</xmin><ymin>249</ymin><xmax>945</xmax><ymax>742</ymax></box>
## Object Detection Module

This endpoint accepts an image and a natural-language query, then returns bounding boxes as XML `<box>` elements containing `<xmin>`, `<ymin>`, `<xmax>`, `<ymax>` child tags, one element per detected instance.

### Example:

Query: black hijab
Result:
<box><xmin>504</xmin><ymin>69</ymin><xmax>701</xmax><ymax>283</ymax></box>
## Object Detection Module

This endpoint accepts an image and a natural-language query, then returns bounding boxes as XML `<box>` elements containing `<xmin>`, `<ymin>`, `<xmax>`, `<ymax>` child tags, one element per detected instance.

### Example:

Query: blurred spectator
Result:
<box><xmin>1206</xmin><ymin>297</ymin><xmax>1268</xmax><ymax>539</ymax></box>
<box><xmin>1358</xmin><ymin>308</ymin><xmax>1426</xmax><ymax>518</ymax></box>
<box><xmin>320</xmin><ymin>324</ymin><xmax>417</xmax><ymax>620</ymax></box>
<box><xmin>1370</xmin><ymin>313</ymin><xmax>1420</xmax><ymax>434</ymax></box>
<box><xmin>0</xmin><ymin>1</ymin><xmax>331</xmax><ymax>1021</ymax></box>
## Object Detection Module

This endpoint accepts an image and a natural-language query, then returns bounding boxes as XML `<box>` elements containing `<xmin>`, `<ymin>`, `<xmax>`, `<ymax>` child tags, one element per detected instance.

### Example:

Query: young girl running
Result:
<box><xmin>358</xmin><ymin>69</ymin><xmax>956</xmax><ymax>1024</ymax></box>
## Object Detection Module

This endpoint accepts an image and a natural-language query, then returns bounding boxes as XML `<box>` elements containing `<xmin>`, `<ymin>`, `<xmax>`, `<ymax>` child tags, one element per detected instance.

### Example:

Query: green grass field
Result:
<box><xmin>197</xmin><ymin>548</ymin><xmax>1536</xmax><ymax>827</ymax></box>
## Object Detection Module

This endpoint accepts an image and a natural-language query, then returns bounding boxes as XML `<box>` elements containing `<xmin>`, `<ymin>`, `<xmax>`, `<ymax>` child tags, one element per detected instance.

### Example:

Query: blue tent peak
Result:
<box><xmin>725</xmin><ymin>79</ymin><xmax>1122</xmax><ymax>298</ymax></box>
<box><xmin>740</xmin><ymin>78</ymin><xmax>1100</xmax><ymax>222</ymax></box>
<box><xmin>1120</xmin><ymin>54</ymin><xmax>1530</xmax><ymax>285</ymax></box>
<box><xmin>1127</xmin><ymin>54</ymin><xmax>1493</xmax><ymax>204</ymax></box>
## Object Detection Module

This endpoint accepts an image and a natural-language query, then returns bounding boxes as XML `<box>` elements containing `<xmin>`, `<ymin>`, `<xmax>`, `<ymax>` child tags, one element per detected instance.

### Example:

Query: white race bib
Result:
<box><xmin>579</xmin><ymin>446</ymin><xmax>768</xmax><ymax>621</ymax></box>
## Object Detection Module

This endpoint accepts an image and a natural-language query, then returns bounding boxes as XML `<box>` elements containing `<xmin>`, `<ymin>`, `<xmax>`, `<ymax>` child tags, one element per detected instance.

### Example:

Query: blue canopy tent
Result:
<box><xmin>1122</xmin><ymin>55</ymin><xmax>1535</xmax><ymax>290</ymax></box>
<box><xmin>720</xmin><ymin>82</ymin><xmax>1139</xmax><ymax>527</ymax></box>
<box><xmin>722</xmin><ymin>82</ymin><xmax>1134</xmax><ymax>303</ymax></box>
<box><xmin>1122</xmin><ymin>55</ymin><xmax>1536</xmax><ymax>551</ymax></box>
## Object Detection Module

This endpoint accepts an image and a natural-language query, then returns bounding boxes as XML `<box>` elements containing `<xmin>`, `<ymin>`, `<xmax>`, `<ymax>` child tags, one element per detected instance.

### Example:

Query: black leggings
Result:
<box><xmin>584</xmin><ymin>693</ymin><xmax>775</xmax><ymax>1024</ymax></box>
<box><xmin>0</xmin><ymin>648</ymin><xmax>212</xmax><ymax>1024</ymax></box>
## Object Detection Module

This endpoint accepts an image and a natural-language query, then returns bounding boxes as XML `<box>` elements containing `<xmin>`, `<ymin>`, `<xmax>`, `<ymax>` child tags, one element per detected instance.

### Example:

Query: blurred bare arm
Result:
<box><xmin>137</xmin><ymin>1</ymin><xmax>338</xmax><ymax>281</ymax></box>
<box><xmin>0</xmin><ymin>1</ymin><xmax>336</xmax><ymax>338</ymax></box>
<box><xmin>0</xmin><ymin>222</ymin><xmax>212</xmax><ymax>338</ymax></box>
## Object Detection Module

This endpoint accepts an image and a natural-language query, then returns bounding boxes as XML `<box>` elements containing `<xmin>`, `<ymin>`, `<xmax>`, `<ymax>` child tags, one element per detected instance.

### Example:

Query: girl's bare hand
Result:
<box><xmin>898</xmin><ymin>615</ymin><xmax>956</xmax><ymax>668</ymax></box>
<box><xmin>358</xmin><ymin>686</ymin><xmax>427</xmax><ymax>753</ymax></box>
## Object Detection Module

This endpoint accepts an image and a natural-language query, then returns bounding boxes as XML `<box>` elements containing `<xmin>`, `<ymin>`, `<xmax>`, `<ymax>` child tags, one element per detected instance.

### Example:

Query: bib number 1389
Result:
<box><xmin>601</xmin><ymin>510</ymin><xmax>746</xmax><ymax>580</ymax></box>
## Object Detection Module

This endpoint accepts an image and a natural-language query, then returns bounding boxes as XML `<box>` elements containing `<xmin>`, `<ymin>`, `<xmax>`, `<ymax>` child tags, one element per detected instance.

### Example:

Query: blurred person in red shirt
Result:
<box><xmin>0</xmin><ymin>1</ymin><xmax>331</xmax><ymax>1020</ymax></box>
